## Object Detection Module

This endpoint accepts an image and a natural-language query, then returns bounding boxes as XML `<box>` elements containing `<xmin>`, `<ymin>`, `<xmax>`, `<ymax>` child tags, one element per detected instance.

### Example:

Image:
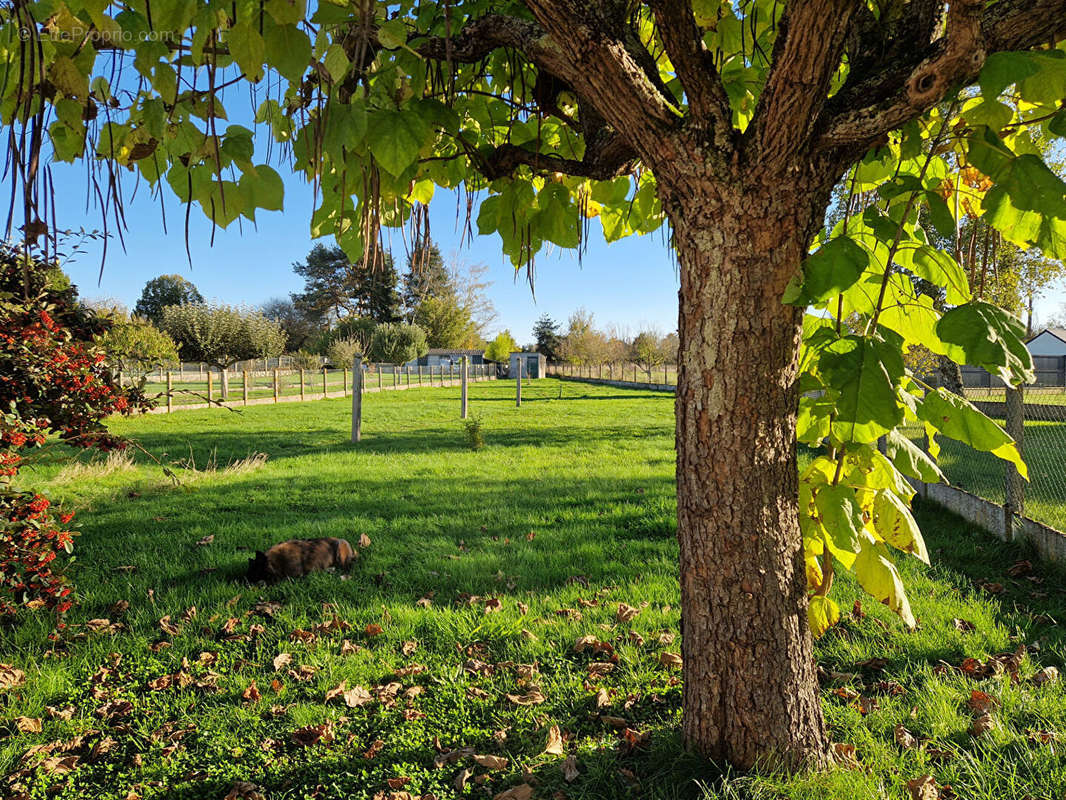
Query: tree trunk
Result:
<box><xmin>666</xmin><ymin>180</ymin><xmax>829</xmax><ymax>771</ymax></box>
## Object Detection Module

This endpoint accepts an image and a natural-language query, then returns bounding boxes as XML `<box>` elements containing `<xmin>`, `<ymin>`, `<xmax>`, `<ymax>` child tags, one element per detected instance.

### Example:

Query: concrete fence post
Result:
<box><xmin>166</xmin><ymin>371</ymin><xmax>172</xmax><ymax>413</ymax></box>
<box><xmin>273</xmin><ymin>369</ymin><xmax>279</xmax><ymax>402</ymax></box>
<box><xmin>516</xmin><ymin>357</ymin><xmax>523</xmax><ymax>407</ymax></box>
<box><xmin>1005</xmin><ymin>384</ymin><xmax>1025</xmax><ymax>541</ymax></box>
<box><xmin>351</xmin><ymin>356</ymin><xmax>363</xmax><ymax>443</ymax></box>
<box><xmin>461</xmin><ymin>356</ymin><xmax>469</xmax><ymax>419</ymax></box>
<box><xmin>242</xmin><ymin>370</ymin><xmax>249</xmax><ymax>405</ymax></box>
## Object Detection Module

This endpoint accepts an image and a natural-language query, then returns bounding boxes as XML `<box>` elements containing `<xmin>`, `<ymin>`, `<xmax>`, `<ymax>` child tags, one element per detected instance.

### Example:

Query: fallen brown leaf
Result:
<box><xmin>272</xmin><ymin>653</ymin><xmax>292</xmax><ymax>671</ymax></box>
<box><xmin>970</xmin><ymin>712</ymin><xmax>995</xmax><ymax>737</ymax></box>
<box><xmin>241</xmin><ymin>681</ymin><xmax>262</xmax><ymax>703</ymax></box>
<box><xmin>15</xmin><ymin>716</ymin><xmax>42</xmax><ymax>733</ymax></box>
<box><xmin>359</xmin><ymin>533</ymin><xmax>371</xmax><ymax>548</ymax></box>
<box><xmin>0</xmin><ymin>663</ymin><xmax>27</xmax><ymax>690</ymax></box>
<box><xmin>224</xmin><ymin>782</ymin><xmax>265</xmax><ymax>800</ymax></box>
<box><xmin>894</xmin><ymin>724</ymin><xmax>918</xmax><ymax>749</ymax></box>
<box><xmin>906</xmin><ymin>774</ymin><xmax>938</xmax><ymax>800</ymax></box>
<box><xmin>386</xmin><ymin>777</ymin><xmax>411</xmax><ymax>790</ymax></box>
<box><xmin>951</xmin><ymin>618</ymin><xmax>976</xmax><ymax>633</ymax></box>
<box><xmin>291</xmin><ymin>723</ymin><xmax>334</xmax><ymax>747</ymax></box>
<box><xmin>474</xmin><ymin>753</ymin><xmax>509</xmax><ymax>770</ymax></box>
<box><xmin>543</xmin><ymin>725</ymin><xmax>565</xmax><ymax>756</ymax></box>
<box><xmin>616</xmin><ymin>603</ymin><xmax>640</xmax><ymax>623</ymax></box>
<box><xmin>829</xmin><ymin>742</ymin><xmax>859</xmax><ymax>769</ymax></box>
<box><xmin>46</xmin><ymin>705</ymin><xmax>74</xmax><ymax>721</ymax></box>
<box><xmin>493</xmin><ymin>785</ymin><xmax>533</xmax><ymax>800</ymax></box>
<box><xmin>562</xmin><ymin>754</ymin><xmax>579</xmax><ymax>782</ymax></box>
<box><xmin>365</xmin><ymin>623</ymin><xmax>384</xmax><ymax>637</ymax></box>
<box><xmin>507</xmin><ymin>689</ymin><xmax>546</xmax><ymax>706</ymax></box>
<box><xmin>196</xmin><ymin>534</ymin><xmax>214</xmax><ymax>546</ymax></box>
<box><xmin>1033</xmin><ymin>666</ymin><xmax>1059</xmax><ymax>686</ymax></box>
<box><xmin>659</xmin><ymin>652</ymin><xmax>682</xmax><ymax>669</ymax></box>
<box><xmin>966</xmin><ymin>690</ymin><xmax>998</xmax><ymax>713</ymax></box>
<box><xmin>401</xmin><ymin>640</ymin><xmax>418</xmax><ymax>656</ymax></box>
<box><xmin>594</xmin><ymin>688</ymin><xmax>610</xmax><ymax>709</ymax></box>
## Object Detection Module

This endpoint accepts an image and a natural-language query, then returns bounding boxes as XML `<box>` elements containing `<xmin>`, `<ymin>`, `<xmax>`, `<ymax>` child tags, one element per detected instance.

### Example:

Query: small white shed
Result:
<box><xmin>509</xmin><ymin>351</ymin><xmax>545</xmax><ymax>379</ymax></box>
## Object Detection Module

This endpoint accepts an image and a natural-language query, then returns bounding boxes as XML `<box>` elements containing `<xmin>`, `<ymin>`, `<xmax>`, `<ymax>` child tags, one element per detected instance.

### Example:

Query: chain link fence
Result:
<box><xmin>906</xmin><ymin>386</ymin><xmax>1066</xmax><ymax>535</ymax></box>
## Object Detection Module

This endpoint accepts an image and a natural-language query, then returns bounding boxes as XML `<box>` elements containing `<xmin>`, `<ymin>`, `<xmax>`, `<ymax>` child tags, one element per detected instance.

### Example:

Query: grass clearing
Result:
<box><xmin>2</xmin><ymin>380</ymin><xmax>1066</xmax><ymax>799</ymax></box>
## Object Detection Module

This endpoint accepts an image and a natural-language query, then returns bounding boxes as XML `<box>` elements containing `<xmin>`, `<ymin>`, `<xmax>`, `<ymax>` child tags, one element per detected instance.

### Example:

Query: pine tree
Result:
<box><xmin>532</xmin><ymin>314</ymin><xmax>562</xmax><ymax>361</ymax></box>
<box><xmin>292</xmin><ymin>244</ymin><xmax>401</xmax><ymax>324</ymax></box>
<box><xmin>402</xmin><ymin>241</ymin><xmax>452</xmax><ymax>317</ymax></box>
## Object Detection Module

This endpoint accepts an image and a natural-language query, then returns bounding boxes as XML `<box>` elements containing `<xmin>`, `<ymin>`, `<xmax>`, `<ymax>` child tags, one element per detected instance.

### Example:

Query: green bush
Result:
<box><xmin>326</xmin><ymin>337</ymin><xmax>364</xmax><ymax>368</ymax></box>
<box><xmin>369</xmin><ymin>322</ymin><xmax>428</xmax><ymax>364</ymax></box>
<box><xmin>462</xmin><ymin>415</ymin><xmax>484</xmax><ymax>451</ymax></box>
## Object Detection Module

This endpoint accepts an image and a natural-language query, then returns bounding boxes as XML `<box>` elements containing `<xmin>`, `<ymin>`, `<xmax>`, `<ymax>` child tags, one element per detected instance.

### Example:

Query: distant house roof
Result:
<box><xmin>1027</xmin><ymin>328</ymin><xmax>1066</xmax><ymax>344</ymax></box>
<box><xmin>426</xmin><ymin>348</ymin><xmax>484</xmax><ymax>356</ymax></box>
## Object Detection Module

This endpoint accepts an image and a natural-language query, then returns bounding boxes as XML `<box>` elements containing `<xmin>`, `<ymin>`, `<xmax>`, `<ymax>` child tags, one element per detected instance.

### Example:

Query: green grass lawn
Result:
<box><xmin>3</xmin><ymin>380</ymin><xmax>1066</xmax><ymax>800</ymax></box>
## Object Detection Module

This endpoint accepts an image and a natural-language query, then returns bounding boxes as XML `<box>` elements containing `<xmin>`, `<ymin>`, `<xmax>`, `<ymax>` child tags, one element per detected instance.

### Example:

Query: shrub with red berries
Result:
<box><xmin>1</xmin><ymin>244</ymin><xmax>151</xmax><ymax>617</ymax></box>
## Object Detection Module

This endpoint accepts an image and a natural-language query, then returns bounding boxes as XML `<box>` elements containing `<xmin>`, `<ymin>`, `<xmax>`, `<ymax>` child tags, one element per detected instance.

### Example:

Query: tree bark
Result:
<box><xmin>664</xmin><ymin>175</ymin><xmax>831</xmax><ymax>771</ymax></box>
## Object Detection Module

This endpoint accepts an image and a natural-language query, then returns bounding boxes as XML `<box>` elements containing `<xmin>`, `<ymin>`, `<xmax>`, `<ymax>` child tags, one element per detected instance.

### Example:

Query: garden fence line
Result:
<box><xmin>548</xmin><ymin>363</ymin><xmax>1066</xmax><ymax>564</ymax></box>
<box><xmin>133</xmin><ymin>362</ymin><xmax>496</xmax><ymax>413</ymax></box>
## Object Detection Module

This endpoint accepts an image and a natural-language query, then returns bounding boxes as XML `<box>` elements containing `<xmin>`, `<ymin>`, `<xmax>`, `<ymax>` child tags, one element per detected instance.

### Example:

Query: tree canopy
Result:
<box><xmin>133</xmin><ymin>275</ymin><xmax>204</xmax><ymax>327</ymax></box>
<box><xmin>292</xmin><ymin>244</ymin><xmax>401</xmax><ymax>324</ymax></box>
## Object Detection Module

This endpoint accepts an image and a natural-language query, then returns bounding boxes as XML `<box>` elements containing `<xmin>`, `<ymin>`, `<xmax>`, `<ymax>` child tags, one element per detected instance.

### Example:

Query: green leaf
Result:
<box><xmin>814</xmin><ymin>484</ymin><xmax>863</xmax><ymax>559</ymax></box>
<box><xmin>366</xmin><ymin>108</ymin><xmax>429</xmax><ymax>177</ymax></box>
<box><xmin>853</xmin><ymin>534</ymin><xmax>915</xmax><ymax>628</ymax></box>
<box><xmin>907</xmin><ymin>245</ymin><xmax>970</xmax><ymax>305</ymax></box>
<box><xmin>264</xmin><ymin>23</ymin><xmax>312</xmax><ymax>83</ymax></box>
<box><xmin>979</xmin><ymin>51</ymin><xmax>1042</xmax><ymax>97</ymax></box>
<box><xmin>265</xmin><ymin>0</ymin><xmax>306</xmax><ymax>25</ymax></box>
<box><xmin>228</xmin><ymin>22</ymin><xmax>266</xmax><ymax>81</ymax></box>
<box><xmin>872</xmin><ymin>490</ymin><xmax>929</xmax><ymax>563</ymax></box>
<box><xmin>377</xmin><ymin>18</ymin><xmax>407</xmax><ymax>49</ymax></box>
<box><xmin>238</xmin><ymin>164</ymin><xmax>284</xmax><ymax>212</ymax></box>
<box><xmin>807</xmin><ymin>595</ymin><xmax>840</xmax><ymax>638</ymax></box>
<box><xmin>936</xmin><ymin>301</ymin><xmax>1034</xmax><ymax>386</ymax></box>
<box><xmin>819</xmin><ymin>336</ymin><xmax>903</xmax><ymax>444</ymax></box>
<box><xmin>918</xmin><ymin>389</ymin><xmax>1027</xmax><ymax>479</ymax></box>
<box><xmin>1050</xmin><ymin>109</ymin><xmax>1066</xmax><ymax>137</ymax></box>
<box><xmin>883</xmin><ymin>428</ymin><xmax>944</xmax><ymax>484</ymax></box>
<box><xmin>923</xmin><ymin>191</ymin><xmax>956</xmax><ymax>240</ymax></box>
<box><xmin>783</xmin><ymin>237</ymin><xmax>870</xmax><ymax>306</ymax></box>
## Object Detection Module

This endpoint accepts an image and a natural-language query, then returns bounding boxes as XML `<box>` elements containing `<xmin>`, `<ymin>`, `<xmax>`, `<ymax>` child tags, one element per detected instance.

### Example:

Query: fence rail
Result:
<box><xmin>129</xmin><ymin>362</ymin><xmax>495</xmax><ymax>413</ymax></box>
<box><xmin>547</xmin><ymin>361</ymin><xmax>679</xmax><ymax>388</ymax></box>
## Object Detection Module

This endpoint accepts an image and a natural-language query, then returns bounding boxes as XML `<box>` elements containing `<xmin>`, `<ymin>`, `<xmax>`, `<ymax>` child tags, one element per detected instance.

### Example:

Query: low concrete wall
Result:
<box><xmin>148</xmin><ymin>377</ymin><xmax>493</xmax><ymax>414</ymax></box>
<box><xmin>912</xmin><ymin>478</ymin><xmax>1066</xmax><ymax>564</ymax></box>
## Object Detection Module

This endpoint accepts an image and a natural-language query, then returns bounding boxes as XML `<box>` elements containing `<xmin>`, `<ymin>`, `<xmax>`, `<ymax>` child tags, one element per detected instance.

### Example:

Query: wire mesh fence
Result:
<box><xmin>127</xmin><ymin>362</ymin><xmax>493</xmax><ymax>412</ymax></box>
<box><xmin>903</xmin><ymin>386</ymin><xmax>1066</xmax><ymax>534</ymax></box>
<box><xmin>547</xmin><ymin>362</ymin><xmax>679</xmax><ymax>387</ymax></box>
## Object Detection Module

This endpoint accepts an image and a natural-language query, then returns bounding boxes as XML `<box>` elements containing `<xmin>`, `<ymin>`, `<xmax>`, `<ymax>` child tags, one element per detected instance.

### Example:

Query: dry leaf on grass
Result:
<box><xmin>829</xmin><ymin>742</ymin><xmax>859</xmax><ymax>769</ymax></box>
<box><xmin>241</xmin><ymin>681</ymin><xmax>262</xmax><ymax>703</ymax></box>
<box><xmin>46</xmin><ymin>706</ymin><xmax>74</xmax><ymax>721</ymax></box>
<box><xmin>594</xmin><ymin>688</ymin><xmax>611</xmax><ymax>708</ymax></box>
<box><xmin>454</xmin><ymin>767</ymin><xmax>474</xmax><ymax>792</ymax></box>
<box><xmin>473</xmin><ymin>754</ymin><xmax>509</xmax><ymax>770</ymax></box>
<box><xmin>272</xmin><ymin>653</ymin><xmax>292</xmax><ymax>671</ymax></box>
<box><xmin>401</xmin><ymin>640</ymin><xmax>418</xmax><ymax>656</ymax></box>
<box><xmin>659</xmin><ymin>652</ymin><xmax>682</xmax><ymax>669</ymax></box>
<box><xmin>562</xmin><ymin>754</ymin><xmax>580</xmax><ymax>782</ymax></box>
<box><xmin>951</xmin><ymin>618</ymin><xmax>976</xmax><ymax>633</ymax></box>
<box><xmin>616</xmin><ymin>603</ymin><xmax>640</xmax><ymax>623</ymax></box>
<box><xmin>0</xmin><ymin>663</ymin><xmax>26</xmax><ymax>691</ymax></box>
<box><xmin>40</xmin><ymin>755</ymin><xmax>80</xmax><ymax>774</ymax></box>
<box><xmin>970</xmin><ymin>712</ymin><xmax>995</xmax><ymax>737</ymax></box>
<box><xmin>386</xmin><ymin>777</ymin><xmax>411</xmax><ymax>789</ymax></box>
<box><xmin>966</xmin><ymin>690</ymin><xmax>998</xmax><ymax>713</ymax></box>
<box><xmin>894</xmin><ymin>724</ymin><xmax>918</xmax><ymax>749</ymax></box>
<box><xmin>359</xmin><ymin>533</ymin><xmax>371</xmax><ymax>548</ymax></box>
<box><xmin>15</xmin><ymin>716</ymin><xmax>42</xmax><ymax>733</ymax></box>
<box><xmin>543</xmin><ymin>725</ymin><xmax>565</xmax><ymax>756</ymax></box>
<box><xmin>493</xmin><ymin>785</ymin><xmax>533</xmax><ymax>800</ymax></box>
<box><xmin>507</xmin><ymin>689</ymin><xmax>546</xmax><ymax>706</ymax></box>
<box><xmin>587</xmin><ymin>662</ymin><xmax>615</xmax><ymax>679</ymax></box>
<box><xmin>365</xmin><ymin>623</ymin><xmax>384</xmax><ymax>637</ymax></box>
<box><xmin>1033</xmin><ymin>666</ymin><xmax>1059</xmax><ymax>686</ymax></box>
<box><xmin>291</xmin><ymin>723</ymin><xmax>334</xmax><ymax>747</ymax></box>
<box><xmin>906</xmin><ymin>774</ymin><xmax>938</xmax><ymax>800</ymax></box>
<box><xmin>224</xmin><ymin>782</ymin><xmax>265</xmax><ymax>800</ymax></box>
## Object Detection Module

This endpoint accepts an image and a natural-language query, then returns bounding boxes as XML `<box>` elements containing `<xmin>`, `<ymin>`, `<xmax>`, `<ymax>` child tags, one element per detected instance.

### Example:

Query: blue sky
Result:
<box><xmin>49</xmin><ymin>159</ymin><xmax>681</xmax><ymax>345</ymax></box>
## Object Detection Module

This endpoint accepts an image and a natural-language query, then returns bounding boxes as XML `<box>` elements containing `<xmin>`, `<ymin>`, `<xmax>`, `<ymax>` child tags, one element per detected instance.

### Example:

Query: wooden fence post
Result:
<box><xmin>461</xmin><ymin>356</ymin><xmax>469</xmax><ymax>419</ymax></box>
<box><xmin>300</xmin><ymin>368</ymin><xmax>306</xmax><ymax>400</ymax></box>
<box><xmin>243</xmin><ymin>371</ymin><xmax>249</xmax><ymax>405</ymax></box>
<box><xmin>418</xmin><ymin>365</ymin><xmax>422</xmax><ymax>385</ymax></box>
<box><xmin>343</xmin><ymin>368</ymin><xmax>348</xmax><ymax>396</ymax></box>
<box><xmin>351</xmin><ymin>356</ymin><xmax>363</xmax><ymax>443</ymax></box>
<box><xmin>1005</xmin><ymin>385</ymin><xmax>1025</xmax><ymax>541</ymax></box>
<box><xmin>166</xmin><ymin>371</ymin><xmax>172</xmax><ymax>413</ymax></box>
<box><xmin>393</xmin><ymin>366</ymin><xmax>399</xmax><ymax>387</ymax></box>
<box><xmin>378</xmin><ymin>365</ymin><xmax>382</xmax><ymax>390</ymax></box>
<box><xmin>322</xmin><ymin>367</ymin><xmax>328</xmax><ymax>396</ymax></box>
<box><xmin>273</xmin><ymin>369</ymin><xmax>279</xmax><ymax>402</ymax></box>
<box><xmin>206</xmin><ymin>371</ymin><xmax>212</xmax><ymax>403</ymax></box>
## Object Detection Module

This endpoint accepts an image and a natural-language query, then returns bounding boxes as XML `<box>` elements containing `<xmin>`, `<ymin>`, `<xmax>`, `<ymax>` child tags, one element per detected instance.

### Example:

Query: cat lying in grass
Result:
<box><xmin>247</xmin><ymin>537</ymin><xmax>355</xmax><ymax>582</ymax></box>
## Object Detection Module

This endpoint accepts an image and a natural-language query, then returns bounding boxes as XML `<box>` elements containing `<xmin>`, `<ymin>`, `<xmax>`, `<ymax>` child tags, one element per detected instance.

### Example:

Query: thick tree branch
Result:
<box><xmin>475</xmin><ymin>134</ymin><xmax>637</xmax><ymax>181</ymax></box>
<box><xmin>649</xmin><ymin>1</ymin><xmax>732</xmax><ymax>140</ymax></box>
<box><xmin>818</xmin><ymin>0</ymin><xmax>1066</xmax><ymax>152</ymax></box>
<box><xmin>747</xmin><ymin>0</ymin><xmax>861</xmax><ymax>168</ymax></box>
